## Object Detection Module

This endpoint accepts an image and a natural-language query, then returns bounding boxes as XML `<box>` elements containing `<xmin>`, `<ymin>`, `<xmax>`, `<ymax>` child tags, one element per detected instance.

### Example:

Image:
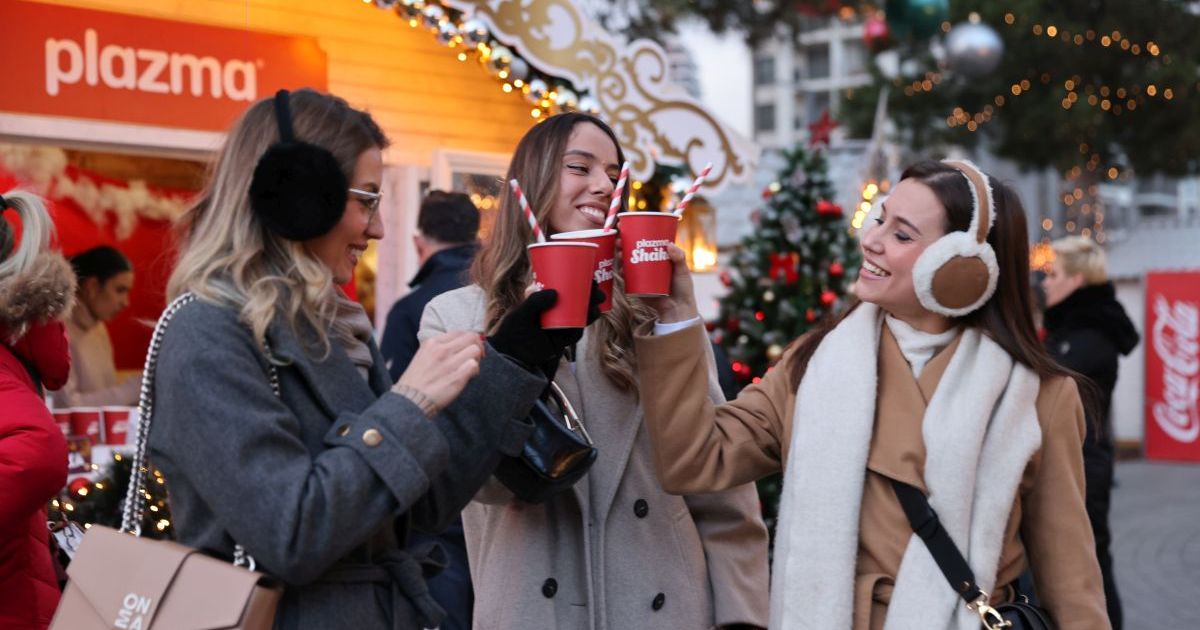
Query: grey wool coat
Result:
<box><xmin>146</xmin><ymin>298</ymin><xmax>544</xmax><ymax>630</ymax></box>
<box><xmin>421</xmin><ymin>286</ymin><xmax>770</xmax><ymax>630</ymax></box>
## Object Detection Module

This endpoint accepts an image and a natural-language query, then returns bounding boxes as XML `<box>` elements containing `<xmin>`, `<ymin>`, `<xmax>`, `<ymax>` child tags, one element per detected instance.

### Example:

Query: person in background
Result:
<box><xmin>1042</xmin><ymin>235</ymin><xmax>1139</xmax><ymax>629</ymax></box>
<box><xmin>0</xmin><ymin>190</ymin><xmax>74</xmax><ymax>630</ymax></box>
<box><xmin>379</xmin><ymin>191</ymin><xmax>481</xmax><ymax>630</ymax></box>
<box><xmin>53</xmin><ymin>245</ymin><xmax>138</xmax><ymax>407</ymax></box>
<box><xmin>422</xmin><ymin>112</ymin><xmax>770</xmax><ymax>630</ymax></box>
<box><xmin>381</xmin><ymin>190</ymin><xmax>480</xmax><ymax>380</ymax></box>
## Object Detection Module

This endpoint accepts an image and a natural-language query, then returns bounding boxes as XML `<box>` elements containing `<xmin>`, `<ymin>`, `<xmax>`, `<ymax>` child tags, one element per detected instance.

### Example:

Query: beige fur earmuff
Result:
<box><xmin>911</xmin><ymin>159</ymin><xmax>999</xmax><ymax>317</ymax></box>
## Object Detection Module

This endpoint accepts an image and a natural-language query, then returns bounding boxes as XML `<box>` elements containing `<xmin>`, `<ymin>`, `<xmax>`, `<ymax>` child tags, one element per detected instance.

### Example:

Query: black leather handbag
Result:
<box><xmin>890</xmin><ymin>480</ymin><xmax>1055</xmax><ymax>630</ymax></box>
<box><xmin>494</xmin><ymin>381</ymin><xmax>596</xmax><ymax>503</ymax></box>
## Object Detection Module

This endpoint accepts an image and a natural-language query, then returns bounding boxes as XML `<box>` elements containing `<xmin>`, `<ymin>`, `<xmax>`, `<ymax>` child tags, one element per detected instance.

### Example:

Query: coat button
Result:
<box><xmin>633</xmin><ymin>499</ymin><xmax>649</xmax><ymax>518</ymax></box>
<box><xmin>362</xmin><ymin>428</ymin><xmax>383</xmax><ymax>447</ymax></box>
<box><xmin>651</xmin><ymin>592</ymin><xmax>665</xmax><ymax>611</ymax></box>
<box><xmin>542</xmin><ymin>578</ymin><xmax>558</xmax><ymax>598</ymax></box>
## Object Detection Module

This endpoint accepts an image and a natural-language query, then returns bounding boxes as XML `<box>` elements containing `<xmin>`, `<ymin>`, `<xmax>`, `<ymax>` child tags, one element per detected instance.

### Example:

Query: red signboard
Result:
<box><xmin>1144</xmin><ymin>271</ymin><xmax>1200</xmax><ymax>462</ymax></box>
<box><xmin>0</xmin><ymin>0</ymin><xmax>327</xmax><ymax>131</ymax></box>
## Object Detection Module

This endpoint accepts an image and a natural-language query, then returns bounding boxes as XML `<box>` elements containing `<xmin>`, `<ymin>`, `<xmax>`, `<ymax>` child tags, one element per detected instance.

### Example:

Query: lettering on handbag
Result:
<box><xmin>114</xmin><ymin>592</ymin><xmax>152</xmax><ymax>629</ymax></box>
<box><xmin>1151</xmin><ymin>295</ymin><xmax>1200</xmax><ymax>443</ymax></box>
<box><xmin>45</xmin><ymin>29</ymin><xmax>258</xmax><ymax>100</ymax></box>
<box><xmin>629</xmin><ymin>239</ymin><xmax>671</xmax><ymax>264</ymax></box>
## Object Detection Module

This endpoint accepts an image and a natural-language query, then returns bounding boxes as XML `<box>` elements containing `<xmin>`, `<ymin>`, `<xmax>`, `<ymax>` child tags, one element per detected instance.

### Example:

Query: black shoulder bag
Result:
<box><xmin>890</xmin><ymin>479</ymin><xmax>1055</xmax><ymax>630</ymax></box>
<box><xmin>494</xmin><ymin>381</ymin><xmax>596</xmax><ymax>503</ymax></box>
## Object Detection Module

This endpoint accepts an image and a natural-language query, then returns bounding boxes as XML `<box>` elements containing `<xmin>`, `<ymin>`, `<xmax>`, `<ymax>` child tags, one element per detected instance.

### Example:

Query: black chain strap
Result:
<box><xmin>120</xmin><ymin>292</ymin><xmax>279</xmax><ymax>571</ymax></box>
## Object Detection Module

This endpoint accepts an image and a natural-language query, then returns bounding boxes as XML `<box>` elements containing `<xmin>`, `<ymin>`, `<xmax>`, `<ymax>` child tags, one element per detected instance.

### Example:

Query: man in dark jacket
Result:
<box><xmin>381</xmin><ymin>191</ymin><xmax>480</xmax><ymax>380</ymax></box>
<box><xmin>1042</xmin><ymin>236</ymin><xmax>1140</xmax><ymax>630</ymax></box>
<box><xmin>380</xmin><ymin>190</ymin><xmax>480</xmax><ymax>630</ymax></box>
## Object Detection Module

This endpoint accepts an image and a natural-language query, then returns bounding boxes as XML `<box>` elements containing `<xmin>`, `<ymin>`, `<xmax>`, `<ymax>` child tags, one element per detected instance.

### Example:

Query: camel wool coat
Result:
<box><xmin>635</xmin><ymin>322</ymin><xmax>1110</xmax><ymax>630</ymax></box>
<box><xmin>421</xmin><ymin>286</ymin><xmax>770</xmax><ymax>630</ymax></box>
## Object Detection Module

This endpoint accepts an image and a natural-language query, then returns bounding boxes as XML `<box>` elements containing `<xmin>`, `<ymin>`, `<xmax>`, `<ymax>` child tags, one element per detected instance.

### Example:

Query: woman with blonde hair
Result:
<box><xmin>147</xmin><ymin>88</ymin><xmax>572</xmax><ymax>630</ymax></box>
<box><xmin>636</xmin><ymin>160</ymin><xmax>1110</xmax><ymax>628</ymax></box>
<box><xmin>421</xmin><ymin>112</ymin><xmax>770</xmax><ymax>630</ymax></box>
<box><xmin>1042</xmin><ymin>235</ymin><xmax>1138</xmax><ymax>628</ymax></box>
<box><xmin>0</xmin><ymin>190</ymin><xmax>75</xmax><ymax>629</ymax></box>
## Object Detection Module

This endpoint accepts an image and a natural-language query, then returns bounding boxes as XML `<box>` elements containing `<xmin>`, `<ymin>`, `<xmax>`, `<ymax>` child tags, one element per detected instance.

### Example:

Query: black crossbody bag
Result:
<box><xmin>890</xmin><ymin>479</ymin><xmax>1055</xmax><ymax>630</ymax></box>
<box><xmin>494</xmin><ymin>381</ymin><xmax>596</xmax><ymax>503</ymax></box>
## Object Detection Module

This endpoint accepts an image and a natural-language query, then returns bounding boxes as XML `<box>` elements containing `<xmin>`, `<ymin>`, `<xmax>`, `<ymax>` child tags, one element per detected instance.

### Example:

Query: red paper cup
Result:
<box><xmin>617</xmin><ymin>212</ymin><xmax>681</xmax><ymax>296</ymax></box>
<box><xmin>102</xmin><ymin>406</ymin><xmax>133</xmax><ymax>445</ymax></box>
<box><xmin>70</xmin><ymin>408</ymin><xmax>103</xmax><ymax>445</ymax></box>
<box><xmin>52</xmin><ymin>410</ymin><xmax>72</xmax><ymax>436</ymax></box>
<box><xmin>527</xmin><ymin>242</ymin><xmax>599</xmax><ymax>329</ymax></box>
<box><xmin>551</xmin><ymin>229</ymin><xmax>617</xmax><ymax>313</ymax></box>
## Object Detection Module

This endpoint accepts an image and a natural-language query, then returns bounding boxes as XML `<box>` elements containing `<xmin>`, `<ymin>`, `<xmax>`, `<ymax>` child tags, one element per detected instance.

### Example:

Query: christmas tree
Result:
<box><xmin>714</xmin><ymin>144</ymin><xmax>860</xmax><ymax>385</ymax></box>
<box><xmin>713</xmin><ymin>141</ymin><xmax>860</xmax><ymax>539</ymax></box>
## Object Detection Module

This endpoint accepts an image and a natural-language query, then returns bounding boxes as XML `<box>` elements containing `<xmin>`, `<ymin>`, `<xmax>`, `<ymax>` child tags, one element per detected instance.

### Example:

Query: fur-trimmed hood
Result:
<box><xmin>0</xmin><ymin>251</ymin><xmax>76</xmax><ymax>341</ymax></box>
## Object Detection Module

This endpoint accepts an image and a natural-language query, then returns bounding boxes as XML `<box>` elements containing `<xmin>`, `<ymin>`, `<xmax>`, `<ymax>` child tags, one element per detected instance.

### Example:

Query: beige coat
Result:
<box><xmin>635</xmin><ymin>322</ymin><xmax>1110</xmax><ymax>630</ymax></box>
<box><xmin>52</xmin><ymin>304</ymin><xmax>139</xmax><ymax>408</ymax></box>
<box><xmin>421</xmin><ymin>286</ymin><xmax>770</xmax><ymax>630</ymax></box>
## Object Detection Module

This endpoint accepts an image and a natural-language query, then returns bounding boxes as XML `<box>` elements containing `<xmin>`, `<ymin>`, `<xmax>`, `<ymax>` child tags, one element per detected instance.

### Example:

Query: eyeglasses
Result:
<box><xmin>349</xmin><ymin>188</ymin><xmax>383</xmax><ymax>216</ymax></box>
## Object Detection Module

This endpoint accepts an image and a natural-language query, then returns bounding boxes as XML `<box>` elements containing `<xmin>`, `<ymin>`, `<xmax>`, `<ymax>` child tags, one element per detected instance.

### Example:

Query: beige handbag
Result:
<box><xmin>50</xmin><ymin>294</ymin><xmax>282</xmax><ymax>629</ymax></box>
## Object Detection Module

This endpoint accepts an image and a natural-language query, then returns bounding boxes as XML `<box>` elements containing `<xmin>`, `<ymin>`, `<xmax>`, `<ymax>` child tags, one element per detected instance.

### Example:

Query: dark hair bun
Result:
<box><xmin>249</xmin><ymin>140</ymin><xmax>348</xmax><ymax>241</ymax></box>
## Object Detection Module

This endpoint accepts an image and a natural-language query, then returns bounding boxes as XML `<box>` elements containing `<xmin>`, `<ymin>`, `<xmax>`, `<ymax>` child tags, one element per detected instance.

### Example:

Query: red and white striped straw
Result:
<box><xmin>673</xmin><ymin>162</ymin><xmax>713</xmax><ymax>216</ymax></box>
<box><xmin>603</xmin><ymin>161</ymin><xmax>630</xmax><ymax>232</ymax></box>
<box><xmin>509</xmin><ymin>178</ymin><xmax>545</xmax><ymax>244</ymax></box>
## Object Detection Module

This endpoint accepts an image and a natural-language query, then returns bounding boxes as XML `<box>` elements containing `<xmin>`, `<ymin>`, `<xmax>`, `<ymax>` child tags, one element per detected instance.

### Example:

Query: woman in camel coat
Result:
<box><xmin>635</xmin><ymin>160</ymin><xmax>1109</xmax><ymax>629</ymax></box>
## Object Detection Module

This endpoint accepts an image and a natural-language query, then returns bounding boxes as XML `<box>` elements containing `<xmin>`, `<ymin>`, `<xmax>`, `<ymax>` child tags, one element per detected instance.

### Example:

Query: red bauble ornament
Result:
<box><xmin>820</xmin><ymin>289</ymin><xmax>837</xmax><ymax>307</ymax></box>
<box><xmin>829</xmin><ymin>261</ymin><xmax>844</xmax><ymax>277</ymax></box>
<box><xmin>816</xmin><ymin>199</ymin><xmax>844</xmax><ymax>218</ymax></box>
<box><xmin>768</xmin><ymin>252</ymin><xmax>800</xmax><ymax>284</ymax></box>
<box><xmin>863</xmin><ymin>15</ymin><xmax>892</xmax><ymax>52</ymax></box>
<box><xmin>720</xmin><ymin>270</ymin><xmax>732</xmax><ymax>287</ymax></box>
<box><xmin>727</xmin><ymin>318</ymin><xmax>740</xmax><ymax>333</ymax></box>
<box><xmin>69</xmin><ymin>477</ymin><xmax>92</xmax><ymax>495</ymax></box>
<box><xmin>805</xmin><ymin>308</ymin><xmax>817</xmax><ymax>323</ymax></box>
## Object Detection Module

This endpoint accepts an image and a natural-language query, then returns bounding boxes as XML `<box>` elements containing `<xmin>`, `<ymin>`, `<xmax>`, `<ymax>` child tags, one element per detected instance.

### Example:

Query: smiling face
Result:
<box><xmin>546</xmin><ymin>122</ymin><xmax>621</xmax><ymax>234</ymax></box>
<box><xmin>857</xmin><ymin>178</ymin><xmax>951</xmax><ymax>329</ymax></box>
<box><xmin>305</xmin><ymin>147</ymin><xmax>385</xmax><ymax>284</ymax></box>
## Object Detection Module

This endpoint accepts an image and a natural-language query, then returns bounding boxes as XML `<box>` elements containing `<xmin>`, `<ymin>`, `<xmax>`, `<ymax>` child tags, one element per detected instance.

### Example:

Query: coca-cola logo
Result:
<box><xmin>1151</xmin><ymin>295</ymin><xmax>1200</xmax><ymax>443</ymax></box>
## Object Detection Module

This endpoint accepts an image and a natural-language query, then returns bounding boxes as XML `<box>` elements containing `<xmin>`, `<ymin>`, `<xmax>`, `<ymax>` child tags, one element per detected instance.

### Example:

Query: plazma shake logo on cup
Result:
<box><xmin>617</xmin><ymin>212</ymin><xmax>681</xmax><ymax>296</ymax></box>
<box><xmin>551</xmin><ymin>229</ymin><xmax>617</xmax><ymax>312</ymax></box>
<box><xmin>527</xmin><ymin>242</ymin><xmax>598</xmax><ymax>328</ymax></box>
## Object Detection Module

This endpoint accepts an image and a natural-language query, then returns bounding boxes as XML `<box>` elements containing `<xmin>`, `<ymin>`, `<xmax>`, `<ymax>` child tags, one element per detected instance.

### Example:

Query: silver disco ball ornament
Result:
<box><xmin>489</xmin><ymin>45</ymin><xmax>513</xmax><ymax>75</ymax></box>
<box><xmin>460</xmin><ymin>19</ymin><xmax>488</xmax><ymax>47</ymax></box>
<box><xmin>507</xmin><ymin>57</ymin><xmax>530</xmax><ymax>82</ymax></box>
<box><xmin>555</xmin><ymin>87</ymin><xmax>578</xmax><ymax>109</ymax></box>
<box><xmin>526</xmin><ymin>78</ymin><xmax>549</xmax><ymax>103</ymax></box>
<box><xmin>421</xmin><ymin>3</ymin><xmax>445</xmax><ymax>27</ymax></box>
<box><xmin>945</xmin><ymin>16</ymin><xmax>1004</xmax><ymax>78</ymax></box>
<box><xmin>436</xmin><ymin>20</ymin><xmax>460</xmax><ymax>44</ymax></box>
<box><xmin>577</xmin><ymin>95</ymin><xmax>601</xmax><ymax>114</ymax></box>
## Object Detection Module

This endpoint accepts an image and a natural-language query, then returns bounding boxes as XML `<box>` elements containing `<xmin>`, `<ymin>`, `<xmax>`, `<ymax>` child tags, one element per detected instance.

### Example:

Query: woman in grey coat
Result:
<box><xmin>147</xmin><ymin>89</ymin><xmax>573</xmax><ymax>630</ymax></box>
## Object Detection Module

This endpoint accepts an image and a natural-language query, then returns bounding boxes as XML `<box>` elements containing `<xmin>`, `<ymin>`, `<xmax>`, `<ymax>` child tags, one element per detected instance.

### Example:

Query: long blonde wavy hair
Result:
<box><xmin>168</xmin><ymin>89</ymin><xmax>388</xmax><ymax>353</ymax></box>
<box><xmin>472</xmin><ymin>113</ymin><xmax>653</xmax><ymax>390</ymax></box>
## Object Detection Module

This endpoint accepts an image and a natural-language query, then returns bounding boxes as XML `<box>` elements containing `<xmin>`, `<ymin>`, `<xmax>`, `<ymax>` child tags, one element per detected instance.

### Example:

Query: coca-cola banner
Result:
<box><xmin>1144</xmin><ymin>272</ymin><xmax>1200</xmax><ymax>462</ymax></box>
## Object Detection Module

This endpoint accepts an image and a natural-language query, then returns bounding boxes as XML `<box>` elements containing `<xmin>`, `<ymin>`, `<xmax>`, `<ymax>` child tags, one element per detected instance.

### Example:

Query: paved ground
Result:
<box><xmin>1111</xmin><ymin>460</ymin><xmax>1200</xmax><ymax>630</ymax></box>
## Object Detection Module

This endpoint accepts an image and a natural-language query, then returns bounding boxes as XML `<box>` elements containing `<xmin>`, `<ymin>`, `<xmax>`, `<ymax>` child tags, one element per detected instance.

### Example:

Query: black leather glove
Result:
<box><xmin>488</xmin><ymin>283</ymin><xmax>605</xmax><ymax>377</ymax></box>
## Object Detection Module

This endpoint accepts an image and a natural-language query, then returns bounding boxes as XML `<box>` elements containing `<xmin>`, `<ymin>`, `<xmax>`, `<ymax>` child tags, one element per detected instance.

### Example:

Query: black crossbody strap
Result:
<box><xmin>889</xmin><ymin>479</ymin><xmax>984</xmax><ymax>604</ymax></box>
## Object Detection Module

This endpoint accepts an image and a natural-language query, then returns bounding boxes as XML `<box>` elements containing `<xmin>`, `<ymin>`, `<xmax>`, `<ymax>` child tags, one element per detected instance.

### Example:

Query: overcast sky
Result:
<box><xmin>678</xmin><ymin>20</ymin><xmax>753</xmax><ymax>139</ymax></box>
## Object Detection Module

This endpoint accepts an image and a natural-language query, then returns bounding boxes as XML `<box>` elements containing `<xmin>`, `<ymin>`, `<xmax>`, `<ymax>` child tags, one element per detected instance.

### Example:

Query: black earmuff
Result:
<box><xmin>248</xmin><ymin>89</ymin><xmax>348</xmax><ymax>241</ymax></box>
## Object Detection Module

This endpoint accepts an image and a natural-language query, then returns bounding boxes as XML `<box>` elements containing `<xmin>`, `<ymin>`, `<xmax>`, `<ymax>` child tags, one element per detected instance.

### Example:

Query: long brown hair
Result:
<box><xmin>472</xmin><ymin>112</ymin><xmax>653</xmax><ymax>389</ymax></box>
<box><xmin>787</xmin><ymin>161</ymin><xmax>1081</xmax><ymax>395</ymax></box>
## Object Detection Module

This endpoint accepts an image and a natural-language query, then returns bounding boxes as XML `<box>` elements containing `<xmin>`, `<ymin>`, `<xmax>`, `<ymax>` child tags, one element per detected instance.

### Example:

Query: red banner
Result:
<box><xmin>0</xmin><ymin>0</ymin><xmax>327</xmax><ymax>131</ymax></box>
<box><xmin>1144</xmin><ymin>271</ymin><xmax>1200</xmax><ymax>462</ymax></box>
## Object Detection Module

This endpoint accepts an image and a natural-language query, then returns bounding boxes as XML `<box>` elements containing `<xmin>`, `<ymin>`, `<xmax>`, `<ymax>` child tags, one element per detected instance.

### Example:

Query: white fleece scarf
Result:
<box><xmin>769</xmin><ymin>303</ymin><xmax>1043</xmax><ymax>629</ymax></box>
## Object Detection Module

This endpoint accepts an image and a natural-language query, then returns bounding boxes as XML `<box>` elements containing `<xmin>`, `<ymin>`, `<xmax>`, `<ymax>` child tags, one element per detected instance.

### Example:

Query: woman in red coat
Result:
<box><xmin>0</xmin><ymin>190</ymin><xmax>76</xmax><ymax>630</ymax></box>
